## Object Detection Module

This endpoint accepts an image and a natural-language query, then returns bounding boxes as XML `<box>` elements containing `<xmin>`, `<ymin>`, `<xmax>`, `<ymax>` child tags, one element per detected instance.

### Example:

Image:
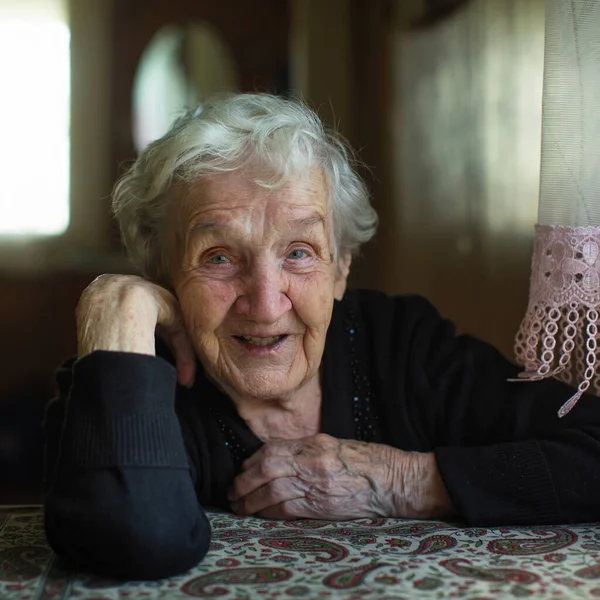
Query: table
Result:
<box><xmin>2</xmin><ymin>506</ymin><xmax>600</xmax><ymax>599</ymax></box>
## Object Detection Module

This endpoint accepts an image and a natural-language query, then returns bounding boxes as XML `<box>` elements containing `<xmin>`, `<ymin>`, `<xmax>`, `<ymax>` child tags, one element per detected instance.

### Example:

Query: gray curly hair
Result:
<box><xmin>112</xmin><ymin>93</ymin><xmax>378</xmax><ymax>282</ymax></box>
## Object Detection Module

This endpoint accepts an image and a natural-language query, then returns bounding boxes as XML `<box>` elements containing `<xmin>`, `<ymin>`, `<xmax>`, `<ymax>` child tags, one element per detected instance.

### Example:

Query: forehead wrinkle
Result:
<box><xmin>175</xmin><ymin>170</ymin><xmax>332</xmax><ymax>260</ymax></box>
<box><xmin>288</xmin><ymin>214</ymin><xmax>326</xmax><ymax>230</ymax></box>
<box><xmin>187</xmin><ymin>207</ymin><xmax>266</xmax><ymax>241</ymax></box>
<box><xmin>188</xmin><ymin>203</ymin><xmax>328</xmax><ymax>236</ymax></box>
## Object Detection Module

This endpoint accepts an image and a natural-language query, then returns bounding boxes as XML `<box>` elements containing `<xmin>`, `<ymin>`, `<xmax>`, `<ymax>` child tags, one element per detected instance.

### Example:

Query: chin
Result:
<box><xmin>235</xmin><ymin>376</ymin><xmax>300</xmax><ymax>402</ymax></box>
<box><xmin>226</xmin><ymin>368</ymin><xmax>310</xmax><ymax>402</ymax></box>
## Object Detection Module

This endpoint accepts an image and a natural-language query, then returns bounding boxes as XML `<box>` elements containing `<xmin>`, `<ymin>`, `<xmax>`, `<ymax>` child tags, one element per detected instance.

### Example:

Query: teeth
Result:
<box><xmin>241</xmin><ymin>335</ymin><xmax>283</xmax><ymax>346</ymax></box>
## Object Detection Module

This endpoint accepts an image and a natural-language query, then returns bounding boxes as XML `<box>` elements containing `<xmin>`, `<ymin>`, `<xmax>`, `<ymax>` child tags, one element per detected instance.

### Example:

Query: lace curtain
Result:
<box><xmin>514</xmin><ymin>0</ymin><xmax>600</xmax><ymax>416</ymax></box>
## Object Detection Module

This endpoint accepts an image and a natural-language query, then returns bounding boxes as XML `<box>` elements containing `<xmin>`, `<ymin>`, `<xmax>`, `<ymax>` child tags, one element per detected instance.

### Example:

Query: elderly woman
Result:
<box><xmin>45</xmin><ymin>93</ymin><xmax>600</xmax><ymax>580</ymax></box>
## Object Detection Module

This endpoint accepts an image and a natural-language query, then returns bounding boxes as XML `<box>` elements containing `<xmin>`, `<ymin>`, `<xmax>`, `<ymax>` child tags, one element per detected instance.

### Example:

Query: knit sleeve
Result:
<box><xmin>362</xmin><ymin>291</ymin><xmax>600</xmax><ymax>526</ymax></box>
<box><xmin>43</xmin><ymin>351</ymin><xmax>211</xmax><ymax>579</ymax></box>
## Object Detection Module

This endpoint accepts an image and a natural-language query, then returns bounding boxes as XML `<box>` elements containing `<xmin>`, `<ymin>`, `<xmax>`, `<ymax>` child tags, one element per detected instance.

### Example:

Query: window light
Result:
<box><xmin>0</xmin><ymin>2</ymin><xmax>70</xmax><ymax>236</ymax></box>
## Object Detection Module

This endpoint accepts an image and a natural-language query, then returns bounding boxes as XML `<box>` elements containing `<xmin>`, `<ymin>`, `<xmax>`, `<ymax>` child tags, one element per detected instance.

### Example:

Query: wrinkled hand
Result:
<box><xmin>76</xmin><ymin>274</ymin><xmax>196</xmax><ymax>387</ymax></box>
<box><xmin>228</xmin><ymin>433</ymin><xmax>404</xmax><ymax>520</ymax></box>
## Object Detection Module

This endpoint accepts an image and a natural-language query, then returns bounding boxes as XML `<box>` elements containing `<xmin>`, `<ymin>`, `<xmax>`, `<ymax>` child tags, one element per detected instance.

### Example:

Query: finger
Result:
<box><xmin>229</xmin><ymin>451</ymin><xmax>297</xmax><ymax>501</ymax></box>
<box><xmin>231</xmin><ymin>477</ymin><xmax>305</xmax><ymax>516</ymax></box>
<box><xmin>257</xmin><ymin>498</ymin><xmax>319</xmax><ymax>520</ymax></box>
<box><xmin>240</xmin><ymin>438</ymin><xmax>302</xmax><ymax>472</ymax></box>
<box><xmin>153</xmin><ymin>286</ymin><xmax>182</xmax><ymax>328</ymax></box>
<box><xmin>153</xmin><ymin>287</ymin><xmax>197</xmax><ymax>388</ymax></box>
<box><xmin>156</xmin><ymin>323</ymin><xmax>197</xmax><ymax>388</ymax></box>
<box><xmin>169</xmin><ymin>326</ymin><xmax>196</xmax><ymax>388</ymax></box>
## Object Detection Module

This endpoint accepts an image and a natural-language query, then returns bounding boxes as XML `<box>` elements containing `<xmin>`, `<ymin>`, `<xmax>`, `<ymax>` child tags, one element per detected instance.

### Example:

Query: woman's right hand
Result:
<box><xmin>75</xmin><ymin>274</ymin><xmax>196</xmax><ymax>387</ymax></box>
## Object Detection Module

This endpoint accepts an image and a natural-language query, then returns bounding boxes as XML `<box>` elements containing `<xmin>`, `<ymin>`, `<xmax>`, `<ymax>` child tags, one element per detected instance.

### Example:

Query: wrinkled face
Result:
<box><xmin>168</xmin><ymin>168</ymin><xmax>349</xmax><ymax>403</ymax></box>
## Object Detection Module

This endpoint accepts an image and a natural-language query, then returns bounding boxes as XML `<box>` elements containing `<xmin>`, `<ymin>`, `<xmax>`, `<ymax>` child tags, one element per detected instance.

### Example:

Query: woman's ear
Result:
<box><xmin>334</xmin><ymin>253</ymin><xmax>352</xmax><ymax>300</ymax></box>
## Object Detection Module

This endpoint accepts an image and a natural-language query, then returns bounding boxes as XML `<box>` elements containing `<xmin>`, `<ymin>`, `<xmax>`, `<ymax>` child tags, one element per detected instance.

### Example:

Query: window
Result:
<box><xmin>0</xmin><ymin>0</ymin><xmax>70</xmax><ymax>236</ymax></box>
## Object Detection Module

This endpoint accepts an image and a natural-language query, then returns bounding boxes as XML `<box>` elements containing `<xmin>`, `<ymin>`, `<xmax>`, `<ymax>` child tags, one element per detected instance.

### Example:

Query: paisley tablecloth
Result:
<box><xmin>3</xmin><ymin>506</ymin><xmax>600</xmax><ymax>599</ymax></box>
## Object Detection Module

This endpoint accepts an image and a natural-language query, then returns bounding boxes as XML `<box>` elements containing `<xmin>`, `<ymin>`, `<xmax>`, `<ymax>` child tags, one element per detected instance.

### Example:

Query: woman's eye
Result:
<box><xmin>287</xmin><ymin>249</ymin><xmax>308</xmax><ymax>260</ymax></box>
<box><xmin>209</xmin><ymin>254</ymin><xmax>230</xmax><ymax>264</ymax></box>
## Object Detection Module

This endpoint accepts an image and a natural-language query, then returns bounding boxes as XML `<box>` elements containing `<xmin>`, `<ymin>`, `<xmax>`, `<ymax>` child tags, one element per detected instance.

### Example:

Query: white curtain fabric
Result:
<box><xmin>515</xmin><ymin>0</ymin><xmax>600</xmax><ymax>416</ymax></box>
<box><xmin>538</xmin><ymin>0</ymin><xmax>600</xmax><ymax>227</ymax></box>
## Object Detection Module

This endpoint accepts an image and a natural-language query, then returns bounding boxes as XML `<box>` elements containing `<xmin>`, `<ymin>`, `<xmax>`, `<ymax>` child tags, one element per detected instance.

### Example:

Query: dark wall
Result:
<box><xmin>0</xmin><ymin>273</ymin><xmax>95</xmax><ymax>502</ymax></box>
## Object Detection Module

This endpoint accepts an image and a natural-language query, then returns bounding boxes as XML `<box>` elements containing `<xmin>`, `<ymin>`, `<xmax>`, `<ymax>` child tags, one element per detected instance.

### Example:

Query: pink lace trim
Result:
<box><xmin>514</xmin><ymin>225</ymin><xmax>600</xmax><ymax>417</ymax></box>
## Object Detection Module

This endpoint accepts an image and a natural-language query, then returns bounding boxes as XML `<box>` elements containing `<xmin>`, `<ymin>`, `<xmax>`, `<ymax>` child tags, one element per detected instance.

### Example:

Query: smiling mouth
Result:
<box><xmin>235</xmin><ymin>334</ymin><xmax>287</xmax><ymax>347</ymax></box>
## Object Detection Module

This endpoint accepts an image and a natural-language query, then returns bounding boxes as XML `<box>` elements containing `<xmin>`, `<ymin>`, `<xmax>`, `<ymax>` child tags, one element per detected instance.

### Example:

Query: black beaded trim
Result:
<box><xmin>345</xmin><ymin>309</ymin><xmax>379</xmax><ymax>442</ymax></box>
<box><xmin>208</xmin><ymin>408</ymin><xmax>254</xmax><ymax>468</ymax></box>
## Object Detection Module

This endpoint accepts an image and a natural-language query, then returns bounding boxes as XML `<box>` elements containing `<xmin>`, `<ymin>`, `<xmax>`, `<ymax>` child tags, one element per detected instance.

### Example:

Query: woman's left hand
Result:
<box><xmin>228</xmin><ymin>434</ymin><xmax>452</xmax><ymax>520</ymax></box>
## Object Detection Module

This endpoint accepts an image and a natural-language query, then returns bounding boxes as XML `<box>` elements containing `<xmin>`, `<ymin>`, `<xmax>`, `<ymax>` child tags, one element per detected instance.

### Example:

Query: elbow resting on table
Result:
<box><xmin>44</xmin><ymin>501</ymin><xmax>212</xmax><ymax>580</ymax></box>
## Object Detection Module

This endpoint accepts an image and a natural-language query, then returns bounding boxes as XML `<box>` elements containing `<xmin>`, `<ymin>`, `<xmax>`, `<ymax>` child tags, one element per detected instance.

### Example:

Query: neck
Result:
<box><xmin>233</xmin><ymin>373</ymin><xmax>322</xmax><ymax>442</ymax></box>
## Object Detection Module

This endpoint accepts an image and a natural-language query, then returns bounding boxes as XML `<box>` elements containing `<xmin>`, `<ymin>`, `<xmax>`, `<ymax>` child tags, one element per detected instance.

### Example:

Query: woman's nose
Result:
<box><xmin>234</xmin><ymin>264</ymin><xmax>292</xmax><ymax>323</ymax></box>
